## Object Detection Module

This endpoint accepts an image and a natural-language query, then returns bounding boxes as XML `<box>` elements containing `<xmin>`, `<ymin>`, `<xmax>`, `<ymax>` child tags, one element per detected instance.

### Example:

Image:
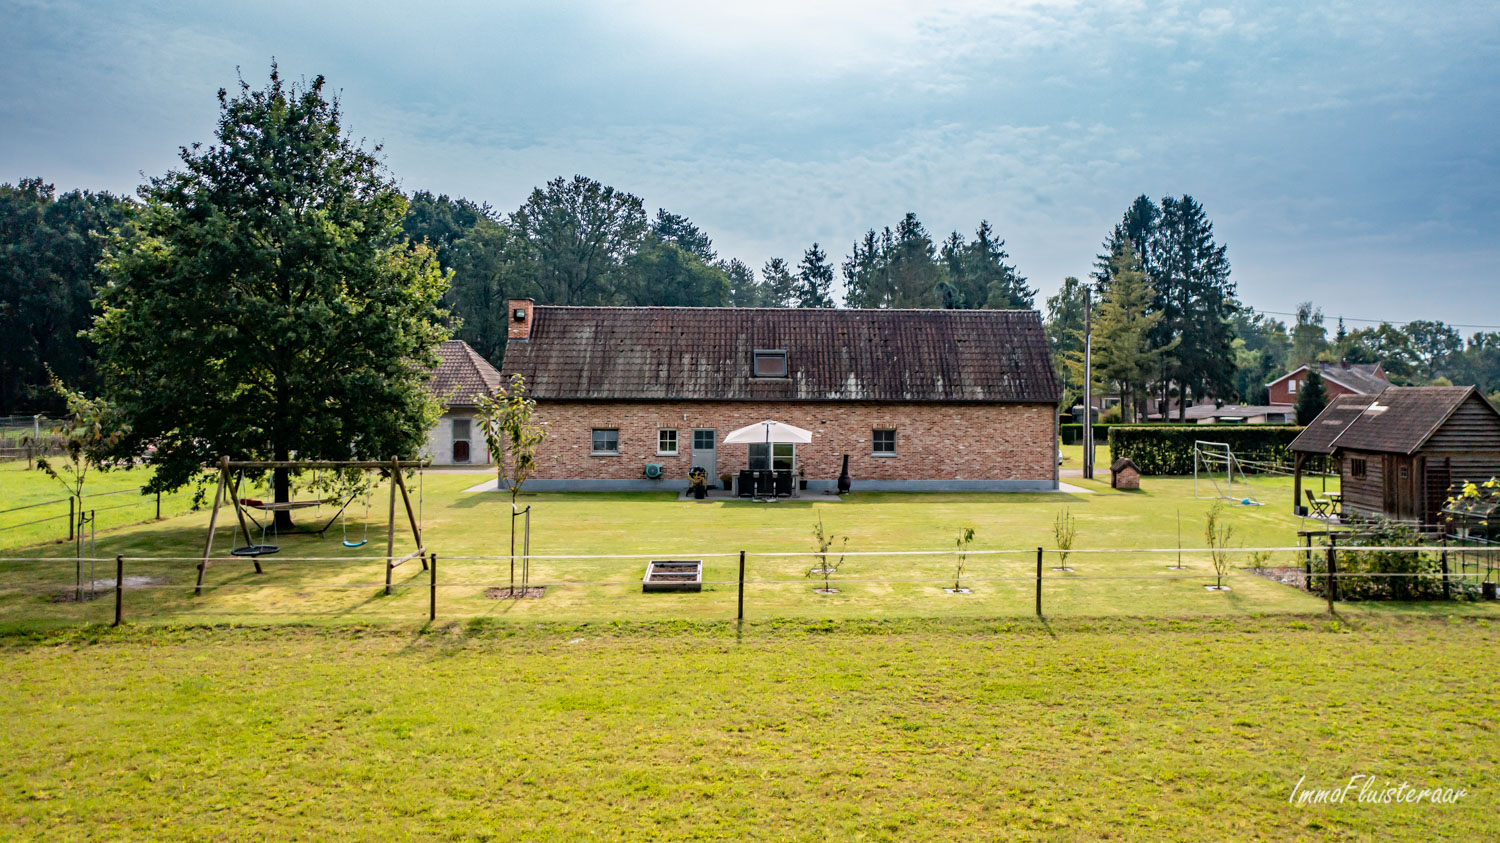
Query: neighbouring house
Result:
<box><xmin>424</xmin><ymin>339</ymin><xmax>502</xmax><ymax>466</ymax></box>
<box><xmin>1290</xmin><ymin>386</ymin><xmax>1500</xmax><ymax>525</ymax></box>
<box><xmin>1268</xmin><ymin>361</ymin><xmax>1389</xmax><ymax>406</ymax></box>
<box><xmin>499</xmin><ymin>299</ymin><xmax>1062</xmax><ymax>491</ymax></box>
<box><xmin>1179</xmin><ymin>403</ymin><xmax>1295</xmax><ymax>425</ymax></box>
<box><xmin>1110</xmin><ymin>458</ymin><xmax>1140</xmax><ymax>490</ymax></box>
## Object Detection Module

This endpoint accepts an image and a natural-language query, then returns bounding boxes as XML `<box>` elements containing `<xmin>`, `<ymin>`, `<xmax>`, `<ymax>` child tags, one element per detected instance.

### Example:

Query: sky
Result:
<box><xmin>4</xmin><ymin>0</ymin><xmax>1499</xmax><ymax>328</ymax></box>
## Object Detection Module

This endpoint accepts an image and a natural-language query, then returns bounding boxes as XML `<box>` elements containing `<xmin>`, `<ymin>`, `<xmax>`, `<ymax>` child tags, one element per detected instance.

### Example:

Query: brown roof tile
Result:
<box><xmin>428</xmin><ymin>340</ymin><xmax>504</xmax><ymax>408</ymax></box>
<box><xmin>501</xmin><ymin>306</ymin><xmax>1060</xmax><ymax>403</ymax></box>
<box><xmin>1328</xmin><ymin>386</ymin><xmax>1477</xmax><ymax>454</ymax></box>
<box><xmin>1289</xmin><ymin>394</ymin><xmax>1377</xmax><ymax>454</ymax></box>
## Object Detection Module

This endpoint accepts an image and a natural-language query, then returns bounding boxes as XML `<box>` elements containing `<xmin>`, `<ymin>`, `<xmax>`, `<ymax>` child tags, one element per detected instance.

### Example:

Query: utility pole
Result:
<box><xmin>1083</xmin><ymin>287</ymin><xmax>1094</xmax><ymax>480</ymax></box>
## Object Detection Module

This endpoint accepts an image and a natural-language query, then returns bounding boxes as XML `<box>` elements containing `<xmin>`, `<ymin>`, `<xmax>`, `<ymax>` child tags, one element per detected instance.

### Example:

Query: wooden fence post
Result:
<box><xmin>1325</xmin><ymin>538</ymin><xmax>1338</xmax><ymax>611</ymax></box>
<box><xmin>1035</xmin><ymin>547</ymin><xmax>1043</xmax><ymax>617</ymax></box>
<box><xmin>737</xmin><ymin>551</ymin><xmax>746</xmax><ymax>622</ymax></box>
<box><xmin>429</xmin><ymin>554</ymin><xmax>437</xmax><ymax>622</ymax></box>
<box><xmin>113</xmin><ymin>555</ymin><xmax>123</xmax><ymax>627</ymax></box>
<box><xmin>155</xmin><ymin>490</ymin><xmax>161</xmax><ymax>521</ymax></box>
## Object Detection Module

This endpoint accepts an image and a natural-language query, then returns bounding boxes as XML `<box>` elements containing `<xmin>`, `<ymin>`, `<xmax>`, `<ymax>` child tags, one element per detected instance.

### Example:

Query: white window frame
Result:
<box><xmin>1288</xmin><ymin>379</ymin><xmax>1298</xmax><ymax>394</ymax></box>
<box><xmin>658</xmin><ymin>428</ymin><xmax>679</xmax><ymax>456</ymax></box>
<box><xmin>872</xmin><ymin>428</ymin><xmax>898</xmax><ymax>457</ymax></box>
<box><xmin>591</xmin><ymin>428</ymin><xmax>620</xmax><ymax>456</ymax></box>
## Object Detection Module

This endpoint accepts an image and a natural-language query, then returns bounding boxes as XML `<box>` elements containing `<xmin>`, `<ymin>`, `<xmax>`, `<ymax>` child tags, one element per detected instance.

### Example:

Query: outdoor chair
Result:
<box><xmin>755</xmin><ymin>470</ymin><xmax>775</xmax><ymax>499</ymax></box>
<box><xmin>737</xmin><ymin>470</ymin><xmax>755</xmax><ymax>498</ymax></box>
<box><xmin>1305</xmin><ymin>489</ymin><xmax>1332</xmax><ymax>518</ymax></box>
<box><xmin>774</xmin><ymin>470</ymin><xmax>794</xmax><ymax>498</ymax></box>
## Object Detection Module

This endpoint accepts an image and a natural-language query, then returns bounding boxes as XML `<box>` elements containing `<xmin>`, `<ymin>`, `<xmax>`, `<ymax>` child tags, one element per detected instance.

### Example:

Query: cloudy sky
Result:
<box><xmin>4</xmin><ymin>0</ymin><xmax>1498</xmax><ymax>327</ymax></box>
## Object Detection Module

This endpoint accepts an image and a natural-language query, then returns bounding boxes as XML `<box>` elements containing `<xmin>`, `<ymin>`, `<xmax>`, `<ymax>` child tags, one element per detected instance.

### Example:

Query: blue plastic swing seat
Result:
<box><xmin>343</xmin><ymin>539</ymin><xmax>368</xmax><ymax>548</ymax></box>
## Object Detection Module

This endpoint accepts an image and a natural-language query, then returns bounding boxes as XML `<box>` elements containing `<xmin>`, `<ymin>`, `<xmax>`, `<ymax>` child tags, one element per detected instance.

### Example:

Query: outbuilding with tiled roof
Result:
<box><xmin>423</xmin><ymin>339</ymin><xmax>505</xmax><ymax>465</ymax></box>
<box><xmin>1290</xmin><ymin>386</ymin><xmax>1500</xmax><ymax>524</ymax></box>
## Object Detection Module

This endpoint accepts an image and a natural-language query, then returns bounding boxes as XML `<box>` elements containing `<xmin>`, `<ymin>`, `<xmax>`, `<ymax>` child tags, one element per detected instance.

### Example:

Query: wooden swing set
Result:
<box><xmin>197</xmin><ymin>456</ymin><xmax>429</xmax><ymax>596</ymax></box>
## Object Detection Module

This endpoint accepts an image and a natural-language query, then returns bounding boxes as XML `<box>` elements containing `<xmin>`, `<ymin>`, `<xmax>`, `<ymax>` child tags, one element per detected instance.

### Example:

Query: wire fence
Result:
<box><xmin>0</xmin><ymin>486</ymin><xmax>200</xmax><ymax>551</ymax></box>
<box><xmin>0</xmin><ymin>543</ymin><xmax>1494</xmax><ymax>627</ymax></box>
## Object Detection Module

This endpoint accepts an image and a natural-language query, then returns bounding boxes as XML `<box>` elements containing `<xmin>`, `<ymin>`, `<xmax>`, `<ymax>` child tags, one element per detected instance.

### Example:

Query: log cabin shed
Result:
<box><xmin>1290</xmin><ymin>386</ymin><xmax>1500</xmax><ymax>525</ymax></box>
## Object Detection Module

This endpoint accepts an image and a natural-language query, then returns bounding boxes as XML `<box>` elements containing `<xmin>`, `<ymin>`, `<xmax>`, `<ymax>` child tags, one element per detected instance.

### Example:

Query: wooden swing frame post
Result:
<box><xmin>196</xmin><ymin>457</ymin><xmax>428</xmax><ymax>597</ymax></box>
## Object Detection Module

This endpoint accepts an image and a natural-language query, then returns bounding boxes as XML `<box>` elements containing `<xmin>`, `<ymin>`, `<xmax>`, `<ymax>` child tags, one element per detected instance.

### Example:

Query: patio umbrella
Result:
<box><xmin>722</xmin><ymin>420</ymin><xmax>813</xmax><ymax>446</ymax></box>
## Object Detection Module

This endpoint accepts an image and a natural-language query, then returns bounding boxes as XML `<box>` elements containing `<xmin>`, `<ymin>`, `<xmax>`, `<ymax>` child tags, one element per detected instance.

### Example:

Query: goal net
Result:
<box><xmin>1194</xmin><ymin>441</ymin><xmax>1261</xmax><ymax>505</ymax></box>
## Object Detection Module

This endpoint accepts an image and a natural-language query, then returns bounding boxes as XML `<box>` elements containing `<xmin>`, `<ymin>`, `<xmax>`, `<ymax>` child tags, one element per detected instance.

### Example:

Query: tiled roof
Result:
<box><xmin>500</xmin><ymin>306</ymin><xmax>1061</xmax><ymax>404</ymax></box>
<box><xmin>428</xmin><ymin>340</ymin><xmax>504</xmax><ymax>408</ymax></box>
<box><xmin>1269</xmin><ymin>362</ymin><xmax>1390</xmax><ymax>394</ymax></box>
<box><xmin>1289</xmin><ymin>394</ymin><xmax>1377</xmax><ymax>454</ymax></box>
<box><xmin>1325</xmin><ymin>386</ymin><xmax>1475</xmax><ymax>455</ymax></box>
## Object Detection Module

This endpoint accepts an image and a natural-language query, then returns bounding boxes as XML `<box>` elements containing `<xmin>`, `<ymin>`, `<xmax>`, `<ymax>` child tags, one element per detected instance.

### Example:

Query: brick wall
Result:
<box><xmin>528</xmin><ymin>400</ymin><xmax>1057</xmax><ymax>488</ymax></box>
<box><xmin>1268</xmin><ymin>372</ymin><xmax>1357</xmax><ymax>406</ymax></box>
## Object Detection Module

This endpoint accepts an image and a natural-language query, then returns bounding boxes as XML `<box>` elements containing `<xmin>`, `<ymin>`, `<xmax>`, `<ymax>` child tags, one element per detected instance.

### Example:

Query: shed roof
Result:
<box><xmin>428</xmin><ymin>340</ymin><xmax>504</xmax><ymax>408</ymax></box>
<box><xmin>1331</xmin><ymin>387</ymin><xmax>1481</xmax><ymax>455</ymax></box>
<box><xmin>500</xmin><ymin>306</ymin><xmax>1061</xmax><ymax>403</ymax></box>
<box><xmin>1111</xmin><ymin>458</ymin><xmax>1138</xmax><ymax>473</ymax></box>
<box><xmin>1292</xmin><ymin>386</ymin><xmax>1492</xmax><ymax>456</ymax></box>
<box><xmin>1289</xmin><ymin>394</ymin><xmax>1377</xmax><ymax>454</ymax></box>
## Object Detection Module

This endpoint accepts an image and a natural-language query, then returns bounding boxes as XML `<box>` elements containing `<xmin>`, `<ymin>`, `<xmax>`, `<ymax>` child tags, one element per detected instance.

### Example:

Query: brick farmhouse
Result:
<box><xmin>424</xmin><ymin>339</ymin><xmax>503</xmax><ymax>466</ymax></box>
<box><xmin>498</xmin><ymin>299</ymin><xmax>1062</xmax><ymax>492</ymax></box>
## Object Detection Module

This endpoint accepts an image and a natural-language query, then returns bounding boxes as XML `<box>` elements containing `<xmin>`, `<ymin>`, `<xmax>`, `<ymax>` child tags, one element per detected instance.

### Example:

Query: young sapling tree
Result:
<box><xmin>808</xmin><ymin>513</ymin><xmax>848</xmax><ymax>594</ymax></box>
<box><xmin>1204</xmin><ymin>502</ymin><xmax>1235</xmax><ymax>590</ymax></box>
<box><xmin>1052</xmin><ymin>508</ymin><xmax>1078</xmax><ymax>571</ymax></box>
<box><xmin>478</xmin><ymin>373</ymin><xmax>548</xmax><ymax>597</ymax></box>
<box><xmin>947</xmin><ymin>527</ymin><xmax>976</xmax><ymax>593</ymax></box>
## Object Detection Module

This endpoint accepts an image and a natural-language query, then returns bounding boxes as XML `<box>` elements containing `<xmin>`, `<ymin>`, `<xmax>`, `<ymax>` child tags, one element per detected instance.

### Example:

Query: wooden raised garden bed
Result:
<box><xmin>642</xmin><ymin>560</ymin><xmax>703</xmax><ymax>593</ymax></box>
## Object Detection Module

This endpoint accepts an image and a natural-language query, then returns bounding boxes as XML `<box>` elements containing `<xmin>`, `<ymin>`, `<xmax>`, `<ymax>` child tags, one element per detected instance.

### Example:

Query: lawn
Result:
<box><xmin>2</xmin><ymin>466</ymin><xmax>1441</xmax><ymax>627</ymax></box>
<box><xmin>0</xmin><ymin>460</ymin><xmax>204</xmax><ymax>550</ymax></box>
<box><xmin>1</xmin><ymin>615</ymin><xmax>1494</xmax><ymax>840</ymax></box>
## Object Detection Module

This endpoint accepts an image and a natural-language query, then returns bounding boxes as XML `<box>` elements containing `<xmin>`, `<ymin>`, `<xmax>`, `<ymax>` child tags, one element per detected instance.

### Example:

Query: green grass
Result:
<box><xmin>4</xmin><ymin>466</ymin><xmax>1490</xmax><ymax>628</ymax></box>
<box><xmin>0</xmin><ymin>460</ymin><xmax>204</xmax><ymax>550</ymax></box>
<box><xmin>1</xmin><ymin>615</ymin><xmax>1494</xmax><ymax>840</ymax></box>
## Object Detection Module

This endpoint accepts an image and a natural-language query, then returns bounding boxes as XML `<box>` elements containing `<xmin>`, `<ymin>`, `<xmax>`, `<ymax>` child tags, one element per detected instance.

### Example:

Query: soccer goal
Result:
<box><xmin>1193</xmin><ymin>441</ymin><xmax>1262</xmax><ymax>505</ymax></box>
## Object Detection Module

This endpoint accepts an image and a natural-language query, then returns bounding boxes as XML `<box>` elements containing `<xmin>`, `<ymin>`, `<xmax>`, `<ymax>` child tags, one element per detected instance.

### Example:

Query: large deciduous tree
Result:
<box><xmin>509</xmin><ymin>175</ymin><xmax>646</xmax><ymax>306</ymax></box>
<box><xmin>92</xmin><ymin>67</ymin><xmax>449</xmax><ymax>523</ymax></box>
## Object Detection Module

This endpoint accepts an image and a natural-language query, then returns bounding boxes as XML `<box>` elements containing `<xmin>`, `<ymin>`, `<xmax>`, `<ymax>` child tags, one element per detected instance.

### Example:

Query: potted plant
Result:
<box><xmin>689</xmin><ymin>467</ymin><xmax>708</xmax><ymax>499</ymax></box>
<box><xmin>798</xmin><ymin>466</ymin><xmax>807</xmax><ymax>490</ymax></box>
<box><xmin>719</xmin><ymin>472</ymin><xmax>734</xmax><ymax>492</ymax></box>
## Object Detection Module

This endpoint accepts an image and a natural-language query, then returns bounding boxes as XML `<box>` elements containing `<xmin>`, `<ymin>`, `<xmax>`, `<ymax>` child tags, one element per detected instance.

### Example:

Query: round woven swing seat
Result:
<box><xmin>230</xmin><ymin>544</ymin><xmax>280</xmax><ymax>557</ymax></box>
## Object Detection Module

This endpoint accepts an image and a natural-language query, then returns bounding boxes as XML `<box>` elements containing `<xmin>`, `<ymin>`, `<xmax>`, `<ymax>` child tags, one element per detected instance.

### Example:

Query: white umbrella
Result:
<box><xmin>722</xmin><ymin>420</ymin><xmax>813</xmax><ymax>445</ymax></box>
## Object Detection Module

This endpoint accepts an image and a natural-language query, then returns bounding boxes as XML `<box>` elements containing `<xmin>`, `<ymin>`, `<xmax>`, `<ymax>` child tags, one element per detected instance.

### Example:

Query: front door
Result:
<box><xmin>692</xmin><ymin>429</ymin><xmax>717</xmax><ymax>481</ymax></box>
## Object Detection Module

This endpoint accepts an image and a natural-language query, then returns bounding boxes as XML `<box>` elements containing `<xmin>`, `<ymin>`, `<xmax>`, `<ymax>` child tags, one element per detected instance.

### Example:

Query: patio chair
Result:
<box><xmin>755</xmin><ymin>470</ymin><xmax>775</xmax><ymax>499</ymax></box>
<box><xmin>1305</xmin><ymin>489</ymin><xmax>1332</xmax><ymax>518</ymax></box>
<box><xmin>737</xmin><ymin>470</ymin><xmax>755</xmax><ymax>498</ymax></box>
<box><xmin>774</xmin><ymin>470</ymin><xmax>794</xmax><ymax>498</ymax></box>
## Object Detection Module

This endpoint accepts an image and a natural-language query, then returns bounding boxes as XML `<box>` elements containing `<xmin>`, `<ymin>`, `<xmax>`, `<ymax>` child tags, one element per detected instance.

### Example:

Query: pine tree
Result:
<box><xmin>761</xmin><ymin>258</ymin><xmax>797</xmax><ymax>308</ymax></box>
<box><xmin>795</xmin><ymin>243</ymin><xmax>836</xmax><ymax>307</ymax></box>
<box><xmin>1152</xmin><ymin>195</ymin><xmax>1235</xmax><ymax>417</ymax></box>
<box><xmin>723</xmin><ymin>259</ymin><xmax>761</xmax><ymax>306</ymax></box>
<box><xmin>1296</xmin><ymin>370</ymin><xmax>1329</xmax><ymax>424</ymax></box>
<box><xmin>1073</xmin><ymin>243</ymin><xmax>1174</xmax><ymax>422</ymax></box>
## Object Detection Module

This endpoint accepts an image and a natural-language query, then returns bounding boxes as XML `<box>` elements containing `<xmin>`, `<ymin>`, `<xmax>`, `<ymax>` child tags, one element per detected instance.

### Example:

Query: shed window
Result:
<box><xmin>873</xmin><ymin>429</ymin><xmax>897</xmax><ymax>456</ymax></box>
<box><xmin>591</xmin><ymin>428</ymin><xmax>619</xmax><ymax>455</ymax></box>
<box><xmin>753</xmin><ymin>349</ymin><xmax>788</xmax><ymax>378</ymax></box>
<box><xmin>1288</xmin><ymin>379</ymin><xmax>1298</xmax><ymax>394</ymax></box>
<box><xmin>658</xmin><ymin>429</ymin><xmax>678</xmax><ymax>455</ymax></box>
<box><xmin>1350</xmin><ymin>458</ymin><xmax>1367</xmax><ymax>479</ymax></box>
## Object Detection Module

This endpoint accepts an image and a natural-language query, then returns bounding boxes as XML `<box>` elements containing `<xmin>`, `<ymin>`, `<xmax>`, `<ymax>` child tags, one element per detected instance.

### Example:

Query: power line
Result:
<box><xmin>1251</xmin><ymin>309</ymin><xmax>1500</xmax><ymax>331</ymax></box>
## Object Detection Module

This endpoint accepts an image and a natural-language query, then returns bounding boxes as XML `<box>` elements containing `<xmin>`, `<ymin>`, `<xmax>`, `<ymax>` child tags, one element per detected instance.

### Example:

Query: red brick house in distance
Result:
<box><xmin>499</xmin><ymin>299</ymin><xmax>1062</xmax><ymax>492</ymax></box>
<box><xmin>1267</xmin><ymin>361</ymin><xmax>1390</xmax><ymax>406</ymax></box>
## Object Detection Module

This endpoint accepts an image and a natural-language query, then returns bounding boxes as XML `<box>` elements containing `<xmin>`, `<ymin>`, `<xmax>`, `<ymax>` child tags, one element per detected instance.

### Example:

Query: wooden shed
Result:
<box><xmin>1290</xmin><ymin>387</ymin><xmax>1500</xmax><ymax>525</ymax></box>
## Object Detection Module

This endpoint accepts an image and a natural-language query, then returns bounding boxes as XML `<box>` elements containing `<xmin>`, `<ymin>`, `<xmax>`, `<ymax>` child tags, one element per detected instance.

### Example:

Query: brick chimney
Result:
<box><xmin>508</xmin><ymin>298</ymin><xmax>535</xmax><ymax>341</ymax></box>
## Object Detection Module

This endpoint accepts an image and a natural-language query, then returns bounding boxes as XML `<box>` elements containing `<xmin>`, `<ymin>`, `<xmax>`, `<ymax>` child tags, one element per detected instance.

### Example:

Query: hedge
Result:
<box><xmin>1058</xmin><ymin>424</ymin><xmax>1114</xmax><ymax>446</ymax></box>
<box><xmin>1106</xmin><ymin>425</ymin><xmax>1304</xmax><ymax>476</ymax></box>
